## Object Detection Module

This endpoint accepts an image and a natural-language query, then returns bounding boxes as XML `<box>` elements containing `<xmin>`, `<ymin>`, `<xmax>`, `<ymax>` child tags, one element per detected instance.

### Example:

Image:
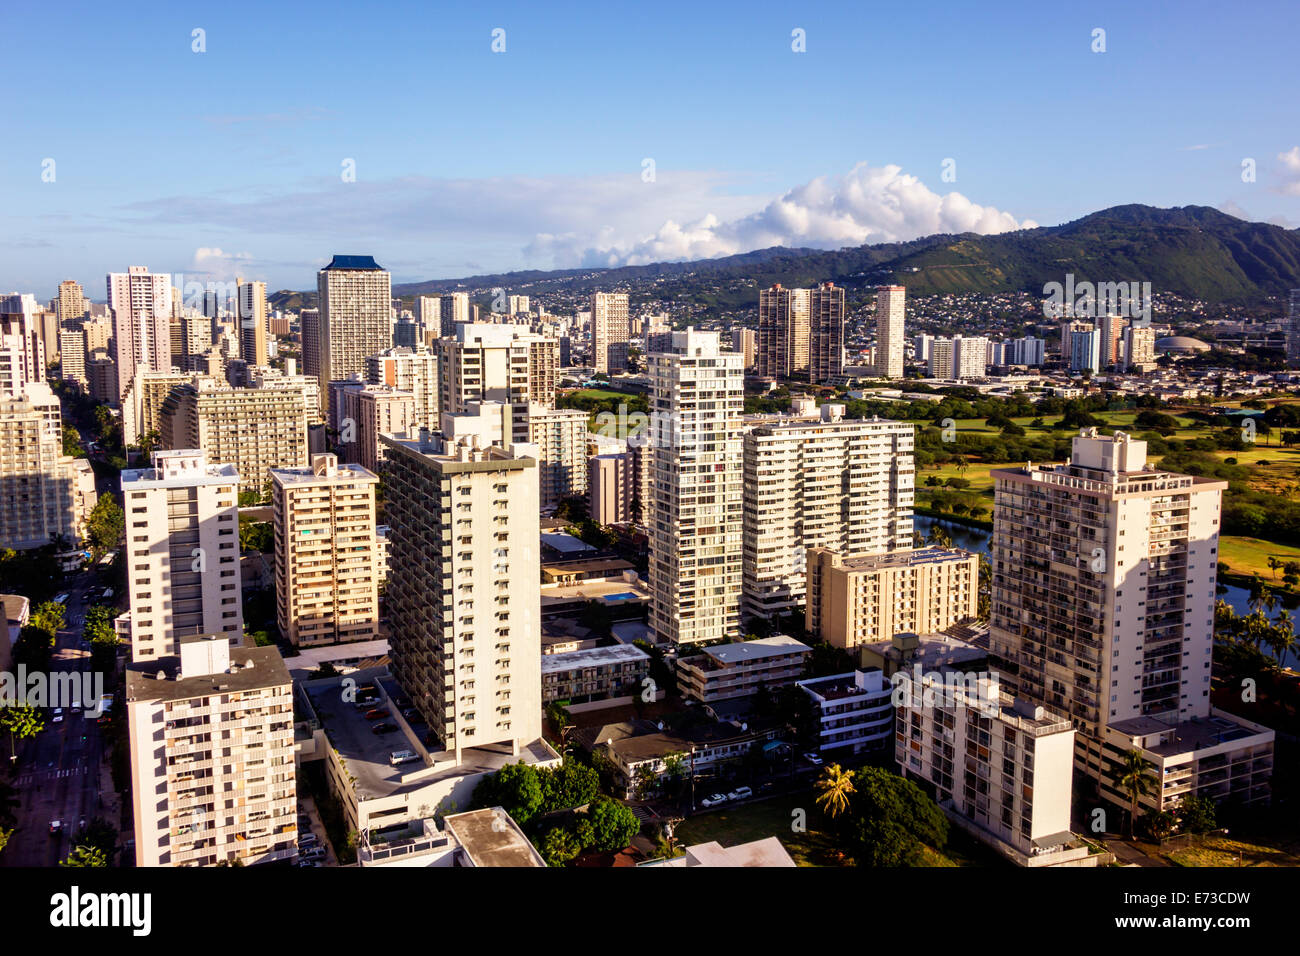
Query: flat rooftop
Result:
<box><xmin>444</xmin><ymin>808</ymin><xmax>547</xmax><ymax>867</ymax></box>
<box><xmin>1110</xmin><ymin>712</ymin><xmax>1269</xmax><ymax>756</ymax></box>
<box><xmin>702</xmin><ymin>635</ymin><xmax>811</xmax><ymax>665</ymax></box>
<box><xmin>799</xmin><ymin>669</ymin><xmax>887</xmax><ymax>701</ymax></box>
<box><xmin>819</xmin><ymin>546</ymin><xmax>977</xmax><ymax>572</ymax></box>
<box><xmin>541</xmin><ymin>644</ymin><xmax>649</xmax><ymax>674</ymax></box>
<box><xmin>127</xmin><ymin>644</ymin><xmax>289</xmax><ymax>703</ymax></box>
<box><xmin>861</xmin><ymin>632</ymin><xmax>988</xmax><ymax>671</ymax></box>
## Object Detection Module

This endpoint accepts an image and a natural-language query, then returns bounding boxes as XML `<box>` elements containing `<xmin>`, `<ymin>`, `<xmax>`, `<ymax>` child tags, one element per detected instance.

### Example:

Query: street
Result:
<box><xmin>2</xmin><ymin>568</ymin><xmax>114</xmax><ymax>867</ymax></box>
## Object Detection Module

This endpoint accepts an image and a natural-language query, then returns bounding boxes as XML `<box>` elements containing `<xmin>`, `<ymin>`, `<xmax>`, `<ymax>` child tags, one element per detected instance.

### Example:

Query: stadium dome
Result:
<box><xmin>1154</xmin><ymin>336</ymin><xmax>1212</xmax><ymax>354</ymax></box>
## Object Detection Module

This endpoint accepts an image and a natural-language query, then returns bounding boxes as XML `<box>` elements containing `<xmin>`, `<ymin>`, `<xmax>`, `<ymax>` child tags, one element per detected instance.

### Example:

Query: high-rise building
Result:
<box><xmin>59</xmin><ymin>328</ymin><xmax>86</xmax><ymax>386</ymax></box>
<box><xmin>365</xmin><ymin>345</ymin><xmax>440</xmax><ymax>432</ymax></box>
<box><xmin>237</xmin><ymin>277</ymin><xmax>269</xmax><ymax>368</ymax></box>
<box><xmin>56</xmin><ymin>280</ymin><xmax>87</xmax><ymax>325</ymax></box>
<box><xmin>86</xmin><ymin>351</ymin><xmax>118</xmax><ymax>403</ymax></box>
<box><xmin>300</xmin><ymin>307</ymin><xmax>322</xmax><ymax>387</ymax></box>
<box><xmin>588</xmin><ymin>451</ymin><xmax>637</xmax><ymax>525</ymax></box>
<box><xmin>437</xmin><ymin>325</ymin><xmax>557</xmax><ymax>443</ymax></box>
<box><xmin>334</xmin><ymin>382</ymin><xmax>416</xmax><ymax>473</ymax></box>
<box><xmin>507</xmin><ymin>294</ymin><xmax>530</xmax><ymax>316</ymax></box>
<box><xmin>1068</xmin><ymin>326</ymin><xmax>1101</xmax><ymax>374</ymax></box>
<box><xmin>439</xmin><ymin>292</ymin><xmax>470</xmax><ymax>338</ymax></box>
<box><xmin>805</xmin><ymin>546</ymin><xmax>979</xmax><ymax>648</ymax></box>
<box><xmin>1288</xmin><ymin>290</ymin><xmax>1300</xmax><ymax>367</ymax></box>
<box><xmin>0</xmin><ymin>392</ymin><xmax>94</xmax><ymax>550</ymax></box>
<box><xmin>1006</xmin><ymin>336</ymin><xmax>1046</xmax><ymax>367</ymax></box>
<box><xmin>120</xmin><ymin>450</ymin><xmax>243</xmax><ymax>660</ymax></box>
<box><xmin>316</xmin><ymin>256</ymin><xmax>392</xmax><ymax>414</ymax></box>
<box><xmin>730</xmin><ymin>327</ymin><xmax>756</xmax><ymax>370</ymax></box>
<box><xmin>647</xmin><ymin>329</ymin><xmax>744</xmax><ymax>645</ymax></box>
<box><xmin>742</xmin><ymin>406</ymin><xmax>914</xmax><ymax>621</ymax></box>
<box><xmin>127</xmin><ymin>634</ymin><xmax>296</xmax><ymax>867</ymax></box>
<box><xmin>247</xmin><ymin>363</ymin><xmax>322</xmax><ymax>426</ymax></box>
<box><xmin>81</xmin><ymin>315</ymin><xmax>112</xmax><ymax>355</ymax></box>
<box><xmin>1098</xmin><ymin>313</ymin><xmax>1124</xmax><ymax>369</ymax></box>
<box><xmin>808</xmin><ymin>283</ymin><xmax>846</xmax><ymax>384</ymax></box>
<box><xmin>756</xmin><ymin>285</ymin><xmax>811</xmax><ymax>379</ymax></box>
<box><xmin>591</xmin><ymin>292</ymin><xmax>630</xmax><ymax>375</ymax></box>
<box><xmin>0</xmin><ymin>294</ymin><xmax>44</xmax><ymax>394</ymax></box>
<box><xmin>415</xmin><ymin>295</ymin><xmax>440</xmax><ymax>338</ymax></box>
<box><xmin>381</xmin><ymin>428</ymin><xmax>542</xmax><ymax>763</ymax></box>
<box><xmin>525</xmin><ymin>404</ymin><xmax>589</xmax><ymax>511</ymax></box>
<box><xmin>122</xmin><ymin>369</ymin><xmax>196</xmax><ymax>448</ymax></box>
<box><xmin>108</xmin><ymin>266</ymin><xmax>173</xmax><ymax>400</ymax></box>
<box><xmin>159</xmin><ymin>381</ymin><xmax>309</xmax><ymax>495</ymax></box>
<box><xmin>929</xmin><ymin>336</ymin><xmax>988</xmax><ymax>379</ymax></box>
<box><xmin>1124</xmin><ymin>323</ymin><xmax>1156</xmax><ymax>372</ymax></box>
<box><xmin>989</xmin><ymin>429</ymin><xmax>1274</xmax><ymax>811</ymax></box>
<box><xmin>271</xmin><ymin>453</ymin><xmax>380</xmax><ymax>647</ymax></box>
<box><xmin>873</xmin><ymin>286</ymin><xmax>905</xmax><ymax>379</ymax></box>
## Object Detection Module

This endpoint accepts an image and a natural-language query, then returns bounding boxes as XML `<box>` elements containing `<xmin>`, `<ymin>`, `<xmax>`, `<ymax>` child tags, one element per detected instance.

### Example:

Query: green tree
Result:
<box><xmin>814</xmin><ymin>763</ymin><xmax>855</xmax><ymax>819</ymax></box>
<box><xmin>1176</xmin><ymin>795</ymin><xmax>1217</xmax><ymax>835</ymax></box>
<box><xmin>537</xmin><ymin>825</ymin><xmax>580</xmax><ymax>867</ymax></box>
<box><xmin>60</xmin><ymin>845</ymin><xmax>108</xmax><ymax>868</ymax></box>
<box><xmin>473</xmin><ymin>761</ymin><xmax>544</xmax><ymax>826</ymax></box>
<box><xmin>62</xmin><ymin>423</ymin><xmax>86</xmax><ymax>457</ymax></box>
<box><xmin>86</xmin><ymin>495</ymin><xmax>124</xmax><ymax>557</ymax></box>
<box><xmin>1117</xmin><ymin>749</ymin><xmax>1156</xmax><ymax>838</ymax></box>
<box><xmin>30</xmin><ymin>600</ymin><xmax>66</xmax><ymax>636</ymax></box>
<box><xmin>842</xmin><ymin>766</ymin><xmax>948</xmax><ymax>866</ymax></box>
<box><xmin>538</xmin><ymin>758</ymin><xmax>599</xmax><ymax>813</ymax></box>
<box><xmin>586</xmin><ymin>797</ymin><xmax>639</xmax><ymax>853</ymax></box>
<box><xmin>0</xmin><ymin>702</ymin><xmax>45</xmax><ymax>759</ymax></box>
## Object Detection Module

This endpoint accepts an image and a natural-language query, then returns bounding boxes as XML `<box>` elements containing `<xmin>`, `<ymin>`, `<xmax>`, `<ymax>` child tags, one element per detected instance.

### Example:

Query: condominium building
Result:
<box><xmin>58</xmin><ymin>328</ymin><xmax>86</xmax><ymax>386</ymax></box>
<box><xmin>86</xmin><ymin>351</ymin><xmax>118</xmax><ymax>403</ymax></box>
<box><xmin>159</xmin><ymin>380</ymin><xmax>309</xmax><ymax>495</ymax></box>
<box><xmin>108</xmin><ymin>266</ymin><xmax>173</xmax><ymax>399</ymax></box>
<box><xmin>56</xmin><ymin>280</ymin><xmax>87</xmax><ymax>324</ymax></box>
<box><xmin>437</xmin><ymin>324</ymin><xmax>557</xmax><ymax>442</ymax></box>
<box><xmin>1069</xmin><ymin>326</ymin><xmax>1101</xmax><ymax>374</ymax></box>
<box><xmin>316</xmin><ymin>256</ymin><xmax>392</xmax><ymax>413</ymax></box>
<box><xmin>271</xmin><ymin>454</ymin><xmax>380</xmax><ymax>647</ymax></box>
<box><xmin>0</xmin><ymin>294</ymin><xmax>43</xmax><ymax>394</ymax></box>
<box><xmin>415</xmin><ymin>295</ymin><xmax>440</xmax><ymax>338</ymax></box>
<box><xmin>797</xmin><ymin>669</ymin><xmax>894</xmax><ymax>755</ymax></box>
<box><xmin>1098</xmin><ymin>313</ymin><xmax>1125</xmax><ymax>369</ymax></box>
<box><xmin>300</xmin><ymin>308</ymin><xmax>322</xmax><ymax>390</ymax></box>
<box><xmin>366</xmin><ymin>345</ymin><xmax>440</xmax><ymax>431</ymax></box>
<box><xmin>730</xmin><ymin>327</ymin><xmax>756</xmax><ymax>370</ymax></box>
<box><xmin>126</xmin><ymin>634</ymin><xmax>296</xmax><ymax>867</ymax></box>
<box><xmin>873</xmin><ymin>286</ymin><xmax>905</xmax><ymax>379</ymax></box>
<box><xmin>122</xmin><ymin>369</ymin><xmax>195</xmax><ymax>448</ymax></box>
<box><xmin>526</xmin><ymin>404</ymin><xmax>588</xmax><ymax>511</ymax></box>
<box><xmin>246</xmin><ymin>363</ymin><xmax>323</xmax><ymax>426</ymax></box>
<box><xmin>756</xmin><ymin>285</ymin><xmax>810</xmax><ymax>379</ymax></box>
<box><xmin>439</xmin><ymin>292</ymin><xmax>470</xmax><ymax>338</ymax></box>
<box><xmin>1124</xmin><ymin>324</ymin><xmax>1157</xmax><ymax>372</ymax></box>
<box><xmin>808</xmin><ymin>282</ymin><xmax>845</xmax><ymax>384</ymax></box>
<box><xmin>928</xmin><ymin>336</ymin><xmax>988</xmax><ymax>380</ymax></box>
<box><xmin>381</xmin><ymin>428</ymin><xmax>542</xmax><ymax>762</ymax></box>
<box><xmin>120</xmin><ymin>450</ymin><xmax>242</xmax><ymax>660</ymax></box>
<box><xmin>176</xmin><ymin>311</ymin><xmax>214</xmax><ymax>365</ymax></box>
<box><xmin>805</xmin><ymin>546</ymin><xmax>979</xmax><ymax>648</ymax></box>
<box><xmin>588</xmin><ymin>450</ymin><xmax>637</xmax><ymax>525</ymax></box>
<box><xmin>541</xmin><ymin>644</ymin><xmax>651</xmax><ymax>709</ymax></box>
<box><xmin>334</xmin><ymin>383</ymin><xmax>416</xmax><ymax>473</ymax></box>
<box><xmin>742</xmin><ymin>406</ymin><xmax>914</xmax><ymax>622</ymax></box>
<box><xmin>677</xmin><ymin>634</ymin><xmax>811</xmax><ymax>704</ymax></box>
<box><xmin>591</xmin><ymin>292</ymin><xmax>630</xmax><ymax>375</ymax></box>
<box><xmin>647</xmin><ymin>329</ymin><xmax>744</xmax><ymax>645</ymax></box>
<box><xmin>0</xmin><ymin>393</ymin><xmax>95</xmax><ymax>550</ymax></box>
<box><xmin>236</xmin><ymin>277</ymin><xmax>269</xmax><ymax>368</ymax></box>
<box><xmin>989</xmin><ymin>429</ymin><xmax>1274</xmax><ymax>809</ymax></box>
<box><xmin>894</xmin><ymin>668</ymin><xmax>1084</xmax><ymax>866</ymax></box>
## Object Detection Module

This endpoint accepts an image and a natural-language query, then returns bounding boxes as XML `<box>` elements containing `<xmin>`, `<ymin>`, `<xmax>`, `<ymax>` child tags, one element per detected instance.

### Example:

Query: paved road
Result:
<box><xmin>2</xmin><ymin>569</ymin><xmax>113</xmax><ymax>867</ymax></box>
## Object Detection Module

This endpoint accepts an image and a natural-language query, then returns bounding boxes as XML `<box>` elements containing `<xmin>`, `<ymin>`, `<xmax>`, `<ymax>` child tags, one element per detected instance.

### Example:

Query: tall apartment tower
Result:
<box><xmin>381</xmin><ymin>428</ymin><xmax>542</xmax><ymax>763</ymax></box>
<box><xmin>808</xmin><ymin>283</ymin><xmax>846</xmax><ymax>384</ymax></box>
<box><xmin>334</xmin><ymin>383</ymin><xmax>416</xmax><ymax>472</ymax></box>
<box><xmin>742</xmin><ymin>406</ymin><xmax>914</xmax><ymax>622</ymax></box>
<box><xmin>591</xmin><ymin>292</ymin><xmax>630</xmax><ymax>375</ymax></box>
<box><xmin>1286</xmin><ymin>290</ymin><xmax>1300</xmax><ymax>367</ymax></box>
<box><xmin>647</xmin><ymin>329</ymin><xmax>744</xmax><ymax>645</ymax></box>
<box><xmin>108</xmin><ymin>266</ymin><xmax>174</xmax><ymax>400</ymax></box>
<box><xmin>56</xmin><ymin>280</ymin><xmax>87</xmax><ymax>324</ymax></box>
<box><xmin>415</xmin><ymin>295</ymin><xmax>440</xmax><ymax>338</ymax></box>
<box><xmin>59</xmin><ymin>328</ymin><xmax>87</xmax><ymax>386</ymax></box>
<box><xmin>316</xmin><ymin>256</ymin><xmax>392</xmax><ymax>413</ymax></box>
<box><xmin>120</xmin><ymin>450</ymin><xmax>243</xmax><ymax>660</ymax></box>
<box><xmin>271</xmin><ymin>453</ymin><xmax>380</xmax><ymax>647</ymax></box>
<box><xmin>127</xmin><ymin>634</ymin><xmax>296</xmax><ymax>867</ymax></box>
<box><xmin>236</xmin><ymin>277</ymin><xmax>269</xmax><ymax>368</ymax></box>
<box><xmin>525</xmin><ymin>404</ymin><xmax>589</xmax><ymax>511</ymax></box>
<box><xmin>730</xmin><ymin>327</ymin><xmax>757</xmax><ymax>370</ymax></box>
<box><xmin>756</xmin><ymin>285</ymin><xmax>810</xmax><ymax>379</ymax></box>
<box><xmin>588</xmin><ymin>451</ymin><xmax>636</xmax><ymax>525</ymax></box>
<box><xmin>1124</xmin><ymin>324</ymin><xmax>1156</xmax><ymax>372</ymax></box>
<box><xmin>437</xmin><ymin>325</ymin><xmax>557</xmax><ymax>443</ymax></box>
<box><xmin>0</xmin><ymin>392</ymin><xmax>94</xmax><ymax>550</ymax></box>
<box><xmin>366</xmin><ymin>345</ymin><xmax>440</xmax><ymax>432</ymax></box>
<box><xmin>1098</xmin><ymin>313</ymin><xmax>1124</xmax><ymax>369</ymax></box>
<box><xmin>989</xmin><ymin>430</ymin><xmax>1274</xmax><ymax>809</ymax></box>
<box><xmin>159</xmin><ymin>381</ymin><xmax>309</xmax><ymax>495</ymax></box>
<box><xmin>440</xmin><ymin>292</ymin><xmax>470</xmax><ymax>337</ymax></box>
<box><xmin>873</xmin><ymin>285</ymin><xmax>905</xmax><ymax>379</ymax></box>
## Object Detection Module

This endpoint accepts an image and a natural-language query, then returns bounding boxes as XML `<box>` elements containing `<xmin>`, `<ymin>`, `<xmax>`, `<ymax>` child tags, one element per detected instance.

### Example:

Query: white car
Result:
<box><xmin>728</xmin><ymin>786</ymin><xmax>753</xmax><ymax>801</ymax></box>
<box><xmin>803</xmin><ymin>753</ymin><xmax>824</xmax><ymax>766</ymax></box>
<box><xmin>700</xmin><ymin>793</ymin><xmax>728</xmax><ymax>808</ymax></box>
<box><xmin>52</xmin><ymin>708</ymin><xmax>64</xmax><ymax>724</ymax></box>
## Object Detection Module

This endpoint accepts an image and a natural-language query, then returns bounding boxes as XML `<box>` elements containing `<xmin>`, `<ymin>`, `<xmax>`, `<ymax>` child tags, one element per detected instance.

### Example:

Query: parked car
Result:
<box><xmin>371</xmin><ymin>722</ymin><xmax>397</xmax><ymax>735</ymax></box>
<box><xmin>298</xmin><ymin>833</ymin><xmax>319</xmax><ymax>848</ymax></box>
<box><xmin>804</xmin><ymin>752</ymin><xmax>824</xmax><ymax>766</ymax></box>
<box><xmin>301</xmin><ymin>846</ymin><xmax>326</xmax><ymax>861</ymax></box>
<box><xmin>49</xmin><ymin>820</ymin><xmax>62</xmax><ymax>835</ymax></box>
<box><xmin>728</xmin><ymin>786</ymin><xmax>753</xmax><ymax>801</ymax></box>
<box><xmin>363</xmin><ymin>709</ymin><xmax>387</xmax><ymax>720</ymax></box>
<box><xmin>389</xmin><ymin>749</ymin><xmax>418</xmax><ymax>766</ymax></box>
<box><xmin>700</xmin><ymin>793</ymin><xmax>728</xmax><ymax>808</ymax></box>
<box><xmin>52</xmin><ymin>708</ymin><xmax>64</xmax><ymax>723</ymax></box>
<box><xmin>295</xmin><ymin>860</ymin><xmax>322</xmax><ymax>868</ymax></box>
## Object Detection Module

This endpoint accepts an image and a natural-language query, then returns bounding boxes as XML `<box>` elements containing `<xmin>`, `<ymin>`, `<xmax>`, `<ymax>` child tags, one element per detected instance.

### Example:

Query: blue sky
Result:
<box><xmin>3</xmin><ymin>0</ymin><xmax>1298</xmax><ymax>297</ymax></box>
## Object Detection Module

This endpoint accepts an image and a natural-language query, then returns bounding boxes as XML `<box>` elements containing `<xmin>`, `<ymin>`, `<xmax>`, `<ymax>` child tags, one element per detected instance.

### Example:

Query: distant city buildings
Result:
<box><xmin>315</xmin><ymin>256</ymin><xmax>392</xmax><ymax>414</ymax></box>
<box><xmin>873</xmin><ymin>286</ymin><xmax>906</xmax><ymax>379</ymax></box>
<box><xmin>757</xmin><ymin>285</ymin><xmax>810</xmax><ymax>379</ymax></box>
<box><xmin>108</xmin><ymin>266</ymin><xmax>173</xmax><ymax>401</ymax></box>
<box><xmin>591</xmin><ymin>292</ymin><xmax>630</xmax><ymax>375</ymax></box>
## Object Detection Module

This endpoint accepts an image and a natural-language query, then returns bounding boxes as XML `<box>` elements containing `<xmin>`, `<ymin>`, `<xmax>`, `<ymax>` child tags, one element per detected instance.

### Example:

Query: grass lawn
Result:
<box><xmin>673</xmin><ymin>789</ymin><xmax>995</xmax><ymax>866</ymax></box>
<box><xmin>1217</xmin><ymin>536</ymin><xmax>1300</xmax><ymax>581</ymax></box>
<box><xmin>1167</xmin><ymin>835</ymin><xmax>1300</xmax><ymax>867</ymax></box>
<box><xmin>565</xmin><ymin>388</ymin><xmax>639</xmax><ymax>402</ymax></box>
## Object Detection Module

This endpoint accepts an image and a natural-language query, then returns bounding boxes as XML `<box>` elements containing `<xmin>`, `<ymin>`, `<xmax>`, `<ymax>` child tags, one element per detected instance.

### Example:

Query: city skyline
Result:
<box><xmin>4</xmin><ymin>1</ymin><xmax>1300</xmax><ymax>293</ymax></box>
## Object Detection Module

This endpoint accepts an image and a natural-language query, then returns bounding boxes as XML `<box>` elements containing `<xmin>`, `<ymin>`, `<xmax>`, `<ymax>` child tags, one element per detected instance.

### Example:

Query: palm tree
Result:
<box><xmin>1117</xmin><ymin>749</ymin><xmax>1156</xmax><ymax>839</ymax></box>
<box><xmin>814</xmin><ymin>763</ymin><xmax>855</xmax><ymax>819</ymax></box>
<box><xmin>1268</xmin><ymin>556</ymin><xmax>1281</xmax><ymax>581</ymax></box>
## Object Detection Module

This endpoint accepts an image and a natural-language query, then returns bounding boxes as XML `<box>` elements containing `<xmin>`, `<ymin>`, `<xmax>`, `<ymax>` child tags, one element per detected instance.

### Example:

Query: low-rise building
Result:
<box><xmin>677</xmin><ymin>634</ymin><xmax>811</xmax><ymax>705</ymax></box>
<box><xmin>541</xmin><ymin>644</ymin><xmax>651</xmax><ymax>712</ymax></box>
<box><xmin>796</xmin><ymin>669</ymin><xmax>894</xmax><ymax>756</ymax></box>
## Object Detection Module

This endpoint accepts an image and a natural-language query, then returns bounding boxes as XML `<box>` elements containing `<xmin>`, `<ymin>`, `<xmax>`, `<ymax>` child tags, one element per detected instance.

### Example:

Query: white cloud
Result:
<box><xmin>191</xmin><ymin>247</ymin><xmax>254</xmax><ymax>279</ymax></box>
<box><xmin>1277</xmin><ymin>147</ymin><xmax>1300</xmax><ymax>196</ymax></box>
<box><xmin>530</xmin><ymin>162</ymin><xmax>1038</xmax><ymax>268</ymax></box>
